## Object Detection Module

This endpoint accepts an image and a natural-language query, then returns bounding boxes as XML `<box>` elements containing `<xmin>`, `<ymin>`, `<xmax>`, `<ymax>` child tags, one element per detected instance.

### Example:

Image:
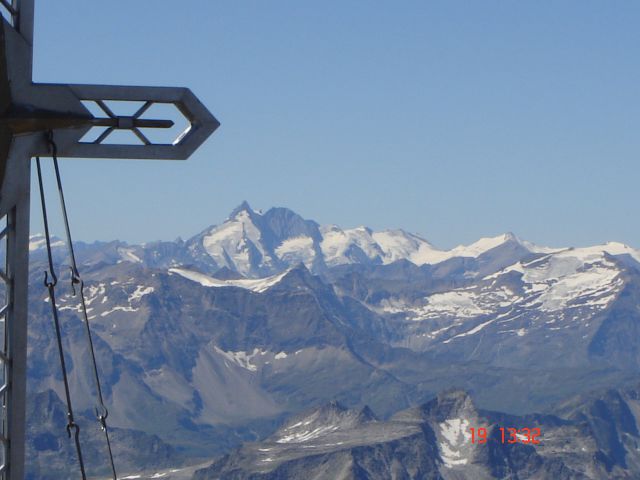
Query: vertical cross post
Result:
<box><xmin>0</xmin><ymin>136</ymin><xmax>31</xmax><ymax>480</ymax></box>
<box><xmin>0</xmin><ymin>2</ymin><xmax>36</xmax><ymax>476</ymax></box>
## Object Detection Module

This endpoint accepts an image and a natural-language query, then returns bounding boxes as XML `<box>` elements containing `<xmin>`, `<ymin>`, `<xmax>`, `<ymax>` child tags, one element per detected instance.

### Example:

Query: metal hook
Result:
<box><xmin>65</xmin><ymin>418</ymin><xmax>77</xmax><ymax>439</ymax></box>
<box><xmin>96</xmin><ymin>404</ymin><xmax>108</xmax><ymax>418</ymax></box>
<box><xmin>96</xmin><ymin>405</ymin><xmax>109</xmax><ymax>429</ymax></box>
<box><xmin>43</xmin><ymin>270</ymin><xmax>57</xmax><ymax>288</ymax></box>
<box><xmin>69</xmin><ymin>266</ymin><xmax>82</xmax><ymax>295</ymax></box>
<box><xmin>66</xmin><ymin>420</ymin><xmax>87</xmax><ymax>479</ymax></box>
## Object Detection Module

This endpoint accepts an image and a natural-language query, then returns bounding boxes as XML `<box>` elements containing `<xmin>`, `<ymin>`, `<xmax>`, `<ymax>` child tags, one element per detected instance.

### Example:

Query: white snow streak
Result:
<box><xmin>169</xmin><ymin>267</ymin><xmax>288</xmax><ymax>293</ymax></box>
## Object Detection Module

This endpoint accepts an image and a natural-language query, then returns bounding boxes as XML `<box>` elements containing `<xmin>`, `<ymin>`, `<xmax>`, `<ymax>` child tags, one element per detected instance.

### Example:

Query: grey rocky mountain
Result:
<box><xmin>194</xmin><ymin>388</ymin><xmax>640</xmax><ymax>479</ymax></box>
<box><xmin>25</xmin><ymin>202</ymin><xmax>640</xmax><ymax>478</ymax></box>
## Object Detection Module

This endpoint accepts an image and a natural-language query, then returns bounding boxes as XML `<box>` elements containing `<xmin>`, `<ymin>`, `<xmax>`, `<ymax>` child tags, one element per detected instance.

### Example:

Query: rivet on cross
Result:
<box><xmin>0</xmin><ymin>1</ymin><xmax>219</xmax><ymax>478</ymax></box>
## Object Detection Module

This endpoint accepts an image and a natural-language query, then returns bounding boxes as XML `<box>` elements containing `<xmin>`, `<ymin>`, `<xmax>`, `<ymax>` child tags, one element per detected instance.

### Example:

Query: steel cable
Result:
<box><xmin>36</xmin><ymin>156</ymin><xmax>87</xmax><ymax>480</ymax></box>
<box><xmin>46</xmin><ymin>131</ymin><xmax>118</xmax><ymax>479</ymax></box>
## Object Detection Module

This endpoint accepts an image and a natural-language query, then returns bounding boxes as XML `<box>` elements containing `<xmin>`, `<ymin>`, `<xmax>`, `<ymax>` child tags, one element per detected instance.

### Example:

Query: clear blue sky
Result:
<box><xmin>29</xmin><ymin>0</ymin><xmax>640</xmax><ymax>249</ymax></box>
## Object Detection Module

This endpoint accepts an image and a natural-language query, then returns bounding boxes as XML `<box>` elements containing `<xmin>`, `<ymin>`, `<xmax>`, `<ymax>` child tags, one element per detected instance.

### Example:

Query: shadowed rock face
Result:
<box><xmin>194</xmin><ymin>389</ymin><xmax>640</xmax><ymax>480</ymax></box>
<box><xmin>25</xmin><ymin>390</ymin><xmax>180</xmax><ymax>480</ymax></box>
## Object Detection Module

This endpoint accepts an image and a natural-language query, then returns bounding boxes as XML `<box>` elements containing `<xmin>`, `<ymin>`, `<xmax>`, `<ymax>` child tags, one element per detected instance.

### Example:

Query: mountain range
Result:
<box><xmin>194</xmin><ymin>386</ymin><xmax>640</xmax><ymax>479</ymax></box>
<box><xmin>25</xmin><ymin>202</ymin><xmax>640</xmax><ymax>479</ymax></box>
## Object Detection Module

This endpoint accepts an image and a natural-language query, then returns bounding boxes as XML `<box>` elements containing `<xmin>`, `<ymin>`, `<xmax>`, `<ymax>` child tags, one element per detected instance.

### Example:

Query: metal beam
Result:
<box><xmin>0</xmin><ymin>135</ymin><xmax>31</xmax><ymax>480</ymax></box>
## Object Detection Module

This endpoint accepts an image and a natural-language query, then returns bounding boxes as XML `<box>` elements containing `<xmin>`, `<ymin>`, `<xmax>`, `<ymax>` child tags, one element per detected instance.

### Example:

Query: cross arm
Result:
<box><xmin>48</xmin><ymin>84</ymin><xmax>220</xmax><ymax>160</ymax></box>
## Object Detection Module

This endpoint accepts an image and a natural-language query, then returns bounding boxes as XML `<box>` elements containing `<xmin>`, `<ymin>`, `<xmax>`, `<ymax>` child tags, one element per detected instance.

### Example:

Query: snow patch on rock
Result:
<box><xmin>438</xmin><ymin>418</ymin><xmax>472</xmax><ymax>468</ymax></box>
<box><xmin>169</xmin><ymin>267</ymin><xmax>288</xmax><ymax>293</ymax></box>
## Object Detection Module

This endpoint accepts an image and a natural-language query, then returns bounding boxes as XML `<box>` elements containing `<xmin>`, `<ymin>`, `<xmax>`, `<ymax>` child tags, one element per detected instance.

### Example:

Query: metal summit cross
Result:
<box><xmin>0</xmin><ymin>1</ymin><xmax>219</xmax><ymax>478</ymax></box>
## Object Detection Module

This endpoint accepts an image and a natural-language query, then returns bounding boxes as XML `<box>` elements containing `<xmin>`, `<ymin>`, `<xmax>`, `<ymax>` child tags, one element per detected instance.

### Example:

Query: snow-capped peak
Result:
<box><xmin>199</xmin><ymin>204</ymin><xmax>278</xmax><ymax>277</ymax></box>
<box><xmin>406</xmin><ymin>232</ymin><xmax>531</xmax><ymax>265</ymax></box>
<box><xmin>599</xmin><ymin>242</ymin><xmax>640</xmax><ymax>263</ymax></box>
<box><xmin>29</xmin><ymin>234</ymin><xmax>65</xmax><ymax>252</ymax></box>
<box><xmin>448</xmin><ymin>232</ymin><xmax>521</xmax><ymax>258</ymax></box>
<box><xmin>228</xmin><ymin>200</ymin><xmax>255</xmax><ymax>220</ymax></box>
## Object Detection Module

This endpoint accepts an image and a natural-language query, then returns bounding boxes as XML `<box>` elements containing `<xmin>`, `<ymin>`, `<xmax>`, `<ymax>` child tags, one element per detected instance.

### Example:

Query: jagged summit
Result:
<box><xmin>228</xmin><ymin>200</ymin><xmax>255</xmax><ymax>219</ymax></box>
<box><xmin>392</xmin><ymin>389</ymin><xmax>476</xmax><ymax>424</ymax></box>
<box><xmin>273</xmin><ymin>400</ymin><xmax>377</xmax><ymax>444</ymax></box>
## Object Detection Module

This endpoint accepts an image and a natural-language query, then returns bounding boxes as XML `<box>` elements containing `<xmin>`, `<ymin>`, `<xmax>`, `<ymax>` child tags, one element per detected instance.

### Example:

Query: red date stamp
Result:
<box><xmin>470</xmin><ymin>427</ymin><xmax>541</xmax><ymax>445</ymax></box>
